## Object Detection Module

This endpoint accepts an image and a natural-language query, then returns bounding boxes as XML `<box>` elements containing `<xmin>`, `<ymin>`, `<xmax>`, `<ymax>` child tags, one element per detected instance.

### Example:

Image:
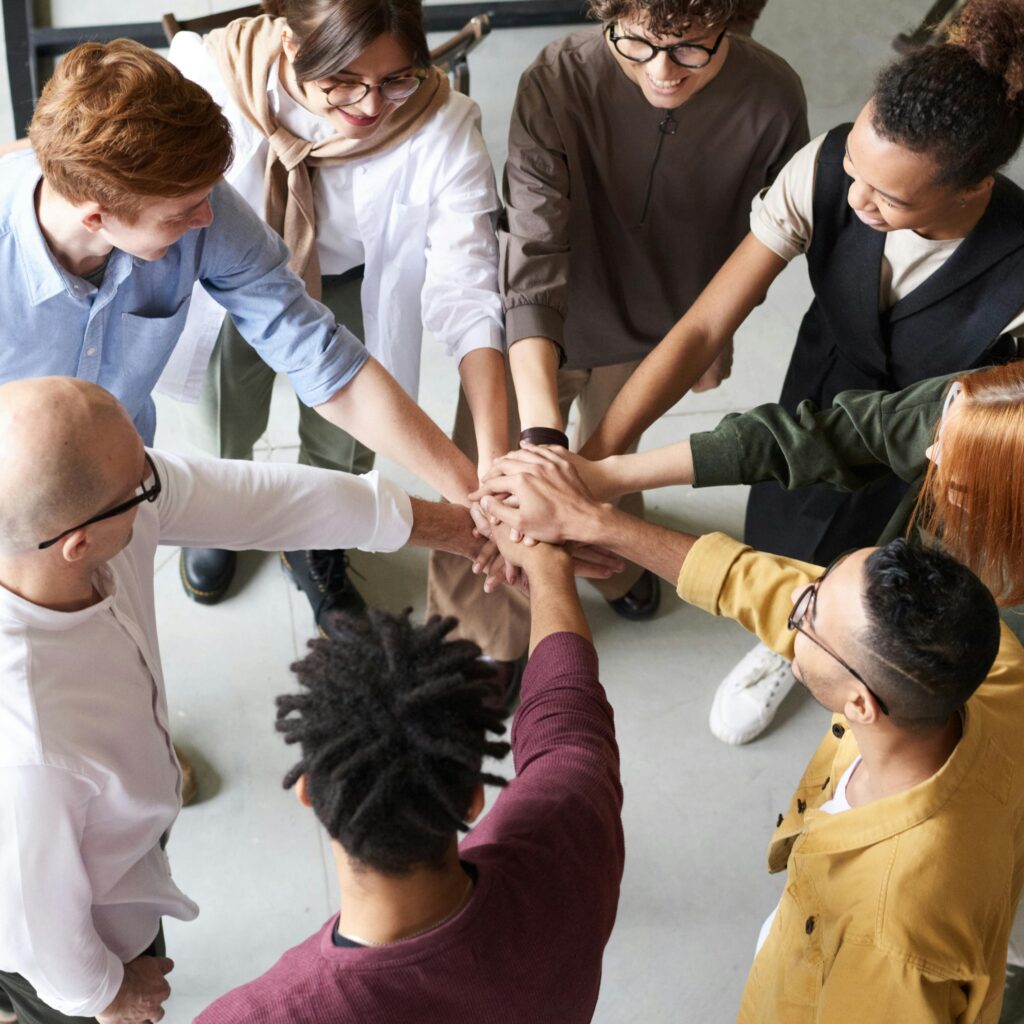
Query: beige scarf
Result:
<box><xmin>206</xmin><ymin>15</ymin><xmax>449</xmax><ymax>299</ymax></box>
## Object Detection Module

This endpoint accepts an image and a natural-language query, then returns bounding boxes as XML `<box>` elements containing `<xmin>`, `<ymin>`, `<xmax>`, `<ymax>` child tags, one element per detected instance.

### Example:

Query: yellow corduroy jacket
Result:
<box><xmin>678</xmin><ymin>533</ymin><xmax>1024</xmax><ymax>1024</ymax></box>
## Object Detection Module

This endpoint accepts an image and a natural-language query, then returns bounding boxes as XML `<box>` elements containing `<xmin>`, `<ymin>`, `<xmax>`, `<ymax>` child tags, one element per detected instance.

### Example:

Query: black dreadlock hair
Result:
<box><xmin>277</xmin><ymin>610</ymin><xmax>511</xmax><ymax>875</ymax></box>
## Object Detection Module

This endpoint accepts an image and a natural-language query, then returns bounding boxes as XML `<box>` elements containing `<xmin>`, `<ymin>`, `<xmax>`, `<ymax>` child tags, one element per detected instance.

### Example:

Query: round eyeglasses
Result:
<box><xmin>606</xmin><ymin>23</ymin><xmax>727</xmax><ymax>69</ymax></box>
<box><xmin>319</xmin><ymin>71</ymin><xmax>427</xmax><ymax>110</ymax></box>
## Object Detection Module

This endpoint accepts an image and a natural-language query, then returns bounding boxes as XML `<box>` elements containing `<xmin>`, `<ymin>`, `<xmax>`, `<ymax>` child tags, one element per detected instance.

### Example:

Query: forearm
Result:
<box><xmin>316</xmin><ymin>358</ymin><xmax>477</xmax><ymax>505</ymax></box>
<box><xmin>509</xmin><ymin>337</ymin><xmax>562</xmax><ymax>431</ymax></box>
<box><xmin>407</xmin><ymin>499</ymin><xmax>478</xmax><ymax>561</ymax></box>
<box><xmin>597</xmin><ymin>441</ymin><xmax>695</xmax><ymax>499</ymax></box>
<box><xmin>579</xmin><ymin>324</ymin><xmax>720</xmax><ymax>460</ymax></box>
<box><xmin>458</xmin><ymin>348</ymin><xmax>509</xmax><ymax>471</ymax></box>
<box><xmin>577</xmin><ymin>503</ymin><xmax>699</xmax><ymax>585</ymax></box>
<box><xmin>580</xmin><ymin>234</ymin><xmax>787</xmax><ymax>459</ymax></box>
<box><xmin>524</xmin><ymin>546</ymin><xmax>590</xmax><ymax>653</ymax></box>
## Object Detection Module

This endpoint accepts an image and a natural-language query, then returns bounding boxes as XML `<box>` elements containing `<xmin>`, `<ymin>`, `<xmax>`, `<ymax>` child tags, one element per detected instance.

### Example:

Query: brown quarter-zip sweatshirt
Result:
<box><xmin>499</xmin><ymin>28</ymin><xmax>808</xmax><ymax>369</ymax></box>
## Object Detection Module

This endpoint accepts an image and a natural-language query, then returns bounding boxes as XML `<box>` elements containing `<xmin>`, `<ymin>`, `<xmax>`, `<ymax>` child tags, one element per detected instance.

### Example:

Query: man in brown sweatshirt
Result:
<box><xmin>428</xmin><ymin>0</ymin><xmax>807</xmax><ymax>673</ymax></box>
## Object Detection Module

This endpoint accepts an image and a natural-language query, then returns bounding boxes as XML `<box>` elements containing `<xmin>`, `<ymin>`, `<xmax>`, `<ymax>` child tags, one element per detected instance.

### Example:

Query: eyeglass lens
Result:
<box><xmin>609</xmin><ymin>26</ymin><xmax>722</xmax><ymax>68</ymax></box>
<box><xmin>325</xmin><ymin>76</ymin><xmax>423</xmax><ymax>107</ymax></box>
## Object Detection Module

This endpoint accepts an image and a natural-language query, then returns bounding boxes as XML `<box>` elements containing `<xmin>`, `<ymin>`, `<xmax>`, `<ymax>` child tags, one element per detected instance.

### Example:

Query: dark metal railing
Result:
<box><xmin>2</xmin><ymin>0</ymin><xmax>590</xmax><ymax>135</ymax></box>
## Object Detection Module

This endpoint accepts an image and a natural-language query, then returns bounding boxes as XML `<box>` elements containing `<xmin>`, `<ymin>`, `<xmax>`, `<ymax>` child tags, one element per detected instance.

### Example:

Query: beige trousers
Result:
<box><xmin>426</xmin><ymin>359</ymin><xmax>645</xmax><ymax>661</ymax></box>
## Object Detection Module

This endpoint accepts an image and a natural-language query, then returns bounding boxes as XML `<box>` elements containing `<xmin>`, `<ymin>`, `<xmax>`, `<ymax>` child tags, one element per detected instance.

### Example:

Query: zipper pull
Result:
<box><xmin>658</xmin><ymin>111</ymin><xmax>678</xmax><ymax>136</ymax></box>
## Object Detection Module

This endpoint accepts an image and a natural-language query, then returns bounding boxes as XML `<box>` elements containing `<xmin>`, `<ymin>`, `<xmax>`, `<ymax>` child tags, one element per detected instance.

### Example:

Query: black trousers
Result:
<box><xmin>744</xmin><ymin>473</ymin><xmax>910</xmax><ymax>564</ymax></box>
<box><xmin>0</xmin><ymin>925</ymin><xmax>165</xmax><ymax>1024</ymax></box>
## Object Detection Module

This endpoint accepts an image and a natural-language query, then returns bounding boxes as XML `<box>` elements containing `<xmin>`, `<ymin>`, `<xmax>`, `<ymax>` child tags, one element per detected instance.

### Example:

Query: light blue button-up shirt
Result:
<box><xmin>0</xmin><ymin>152</ymin><xmax>368</xmax><ymax>443</ymax></box>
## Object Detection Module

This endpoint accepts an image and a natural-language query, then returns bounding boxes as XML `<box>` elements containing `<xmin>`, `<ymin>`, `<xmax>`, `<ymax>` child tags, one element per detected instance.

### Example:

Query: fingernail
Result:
<box><xmin>481</xmin><ymin>496</ymin><xmax>490</xmax><ymax>512</ymax></box>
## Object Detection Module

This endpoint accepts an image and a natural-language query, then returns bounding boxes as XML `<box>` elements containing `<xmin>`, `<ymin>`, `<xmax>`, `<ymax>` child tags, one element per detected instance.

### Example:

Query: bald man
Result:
<box><xmin>0</xmin><ymin>377</ymin><xmax>480</xmax><ymax>1024</ymax></box>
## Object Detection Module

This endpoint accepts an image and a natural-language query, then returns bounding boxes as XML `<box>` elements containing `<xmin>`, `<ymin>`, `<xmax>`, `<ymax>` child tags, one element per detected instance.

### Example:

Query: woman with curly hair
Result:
<box><xmin>579</xmin><ymin>0</ymin><xmax>1024</xmax><ymax>747</ymax></box>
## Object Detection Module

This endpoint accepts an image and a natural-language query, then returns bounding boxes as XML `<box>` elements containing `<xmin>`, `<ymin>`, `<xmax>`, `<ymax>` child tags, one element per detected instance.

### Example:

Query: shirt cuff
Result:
<box><xmin>505</xmin><ymin>303</ymin><xmax>566</xmax><ymax>361</ymax></box>
<box><xmin>675</xmin><ymin>533</ymin><xmax>750</xmax><ymax>616</ymax></box>
<box><xmin>689</xmin><ymin>419</ymin><xmax>747</xmax><ymax>488</ymax></box>
<box><xmin>450</xmin><ymin>321</ymin><xmax>506</xmax><ymax>365</ymax></box>
<box><xmin>46</xmin><ymin>947</ymin><xmax>124</xmax><ymax>1018</ymax></box>
<box><xmin>289</xmin><ymin>325</ymin><xmax>370</xmax><ymax>407</ymax></box>
<box><xmin>359</xmin><ymin>473</ymin><xmax>414</xmax><ymax>553</ymax></box>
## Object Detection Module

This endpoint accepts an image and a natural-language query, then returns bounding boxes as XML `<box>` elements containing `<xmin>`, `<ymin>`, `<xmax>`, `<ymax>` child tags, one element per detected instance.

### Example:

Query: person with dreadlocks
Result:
<box><xmin>196</xmin><ymin>531</ymin><xmax>624</xmax><ymax>1023</ymax></box>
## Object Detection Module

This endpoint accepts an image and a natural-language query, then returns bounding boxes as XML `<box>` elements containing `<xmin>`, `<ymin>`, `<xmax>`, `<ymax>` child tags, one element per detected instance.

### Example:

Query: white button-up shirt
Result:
<box><xmin>0</xmin><ymin>451</ymin><xmax>412</xmax><ymax>1017</ymax></box>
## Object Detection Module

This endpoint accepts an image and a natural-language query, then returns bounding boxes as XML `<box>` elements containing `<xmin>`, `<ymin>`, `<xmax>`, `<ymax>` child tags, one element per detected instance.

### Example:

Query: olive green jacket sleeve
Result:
<box><xmin>690</xmin><ymin>374</ymin><xmax>955</xmax><ymax>494</ymax></box>
<box><xmin>688</xmin><ymin>374</ymin><xmax>960</xmax><ymax>543</ymax></box>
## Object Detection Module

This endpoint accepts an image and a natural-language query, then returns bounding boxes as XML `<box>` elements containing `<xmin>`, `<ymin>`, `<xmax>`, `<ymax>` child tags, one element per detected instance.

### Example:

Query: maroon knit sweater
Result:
<box><xmin>195</xmin><ymin>632</ymin><xmax>624</xmax><ymax>1024</ymax></box>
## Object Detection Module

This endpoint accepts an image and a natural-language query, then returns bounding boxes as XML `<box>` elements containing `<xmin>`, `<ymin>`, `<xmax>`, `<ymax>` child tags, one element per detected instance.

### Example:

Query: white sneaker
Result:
<box><xmin>709</xmin><ymin>641</ymin><xmax>797</xmax><ymax>745</ymax></box>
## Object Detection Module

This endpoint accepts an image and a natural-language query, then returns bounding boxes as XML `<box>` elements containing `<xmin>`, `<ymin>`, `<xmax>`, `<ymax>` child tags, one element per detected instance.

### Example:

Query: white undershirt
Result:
<box><xmin>750</xmin><ymin>134</ymin><xmax>1024</xmax><ymax>332</ymax></box>
<box><xmin>755</xmin><ymin>756</ymin><xmax>861</xmax><ymax>956</ymax></box>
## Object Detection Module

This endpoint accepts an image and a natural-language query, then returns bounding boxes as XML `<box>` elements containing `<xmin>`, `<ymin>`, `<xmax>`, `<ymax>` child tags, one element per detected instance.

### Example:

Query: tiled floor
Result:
<box><xmin>5</xmin><ymin>1</ymin><xmax>1024</xmax><ymax>1020</ymax></box>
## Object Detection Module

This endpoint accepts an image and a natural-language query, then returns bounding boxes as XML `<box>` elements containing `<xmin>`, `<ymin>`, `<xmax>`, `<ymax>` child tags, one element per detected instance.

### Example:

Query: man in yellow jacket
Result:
<box><xmin>475</xmin><ymin>445</ymin><xmax>1023</xmax><ymax>1023</ymax></box>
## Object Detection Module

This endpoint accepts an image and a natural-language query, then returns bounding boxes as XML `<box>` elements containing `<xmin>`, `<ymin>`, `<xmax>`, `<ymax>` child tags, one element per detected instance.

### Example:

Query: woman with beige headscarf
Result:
<box><xmin>168</xmin><ymin>0</ymin><xmax>506</xmax><ymax>634</ymax></box>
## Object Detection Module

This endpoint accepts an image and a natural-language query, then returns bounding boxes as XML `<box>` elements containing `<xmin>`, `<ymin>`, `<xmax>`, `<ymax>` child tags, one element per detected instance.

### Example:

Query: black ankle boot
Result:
<box><xmin>281</xmin><ymin>549</ymin><xmax>367</xmax><ymax>637</ymax></box>
<box><xmin>180</xmin><ymin>548</ymin><xmax>236</xmax><ymax>605</ymax></box>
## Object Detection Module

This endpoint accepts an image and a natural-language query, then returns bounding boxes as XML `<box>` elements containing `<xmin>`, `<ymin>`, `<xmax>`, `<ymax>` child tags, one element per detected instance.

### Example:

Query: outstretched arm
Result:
<box><xmin>458</xmin><ymin>348</ymin><xmax>510</xmax><ymax>478</ymax></box>
<box><xmin>553</xmin><ymin>373</ymin><xmax>950</xmax><ymax>501</ymax></box>
<box><xmin>490</xmin><ymin>523</ymin><xmax>590</xmax><ymax>654</ymax></box>
<box><xmin>579</xmin><ymin>233</ymin><xmax>787</xmax><ymax>460</ymax></box>
<box><xmin>316</xmin><ymin>358</ymin><xmax>478</xmax><ymax>506</ymax></box>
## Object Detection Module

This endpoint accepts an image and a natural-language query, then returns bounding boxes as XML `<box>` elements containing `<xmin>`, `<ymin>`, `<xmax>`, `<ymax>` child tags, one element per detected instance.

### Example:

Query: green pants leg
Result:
<box><xmin>188</xmin><ymin>271</ymin><xmax>374</xmax><ymax>475</ymax></box>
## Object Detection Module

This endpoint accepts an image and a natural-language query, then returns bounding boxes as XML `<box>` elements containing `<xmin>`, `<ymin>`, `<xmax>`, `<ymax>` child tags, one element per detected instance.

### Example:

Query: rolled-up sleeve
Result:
<box><xmin>422</xmin><ymin>101</ymin><xmax>504</xmax><ymax>364</ymax></box>
<box><xmin>198</xmin><ymin>182</ymin><xmax>369</xmax><ymax>406</ymax></box>
<box><xmin>499</xmin><ymin>70</ymin><xmax>571</xmax><ymax>355</ymax></box>
<box><xmin>676</xmin><ymin>533</ymin><xmax>824</xmax><ymax>662</ymax></box>
<box><xmin>0</xmin><ymin>766</ymin><xmax>124</xmax><ymax>1017</ymax></box>
<box><xmin>749</xmin><ymin>134</ymin><xmax>823</xmax><ymax>262</ymax></box>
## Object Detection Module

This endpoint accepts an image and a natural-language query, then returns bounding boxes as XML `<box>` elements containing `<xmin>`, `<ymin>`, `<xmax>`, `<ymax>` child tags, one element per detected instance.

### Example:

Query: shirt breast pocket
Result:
<box><xmin>121</xmin><ymin>297</ymin><xmax>193</xmax><ymax>378</ymax></box>
<box><xmin>388</xmin><ymin>200</ymin><xmax>430</xmax><ymax>270</ymax></box>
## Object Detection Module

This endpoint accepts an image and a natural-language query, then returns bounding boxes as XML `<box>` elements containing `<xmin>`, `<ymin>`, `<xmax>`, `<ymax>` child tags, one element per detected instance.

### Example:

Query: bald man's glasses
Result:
<box><xmin>787</xmin><ymin>550</ymin><xmax>890</xmax><ymax>716</ymax></box>
<box><xmin>38</xmin><ymin>454</ymin><xmax>161</xmax><ymax>550</ymax></box>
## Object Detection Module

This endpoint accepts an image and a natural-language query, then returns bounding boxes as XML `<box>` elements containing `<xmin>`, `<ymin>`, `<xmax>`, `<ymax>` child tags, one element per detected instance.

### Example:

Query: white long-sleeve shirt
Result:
<box><xmin>0</xmin><ymin>451</ymin><xmax>412</xmax><ymax>1016</ymax></box>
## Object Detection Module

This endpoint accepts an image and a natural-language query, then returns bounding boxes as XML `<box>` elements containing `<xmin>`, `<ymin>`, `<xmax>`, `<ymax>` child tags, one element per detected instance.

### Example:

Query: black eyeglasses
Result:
<box><xmin>319</xmin><ymin>70</ymin><xmax>427</xmax><ymax>109</ymax></box>
<box><xmin>38</xmin><ymin>453</ymin><xmax>162</xmax><ymax>550</ymax></box>
<box><xmin>787</xmin><ymin>550</ymin><xmax>890</xmax><ymax>716</ymax></box>
<box><xmin>607</xmin><ymin>24</ymin><xmax>727</xmax><ymax>68</ymax></box>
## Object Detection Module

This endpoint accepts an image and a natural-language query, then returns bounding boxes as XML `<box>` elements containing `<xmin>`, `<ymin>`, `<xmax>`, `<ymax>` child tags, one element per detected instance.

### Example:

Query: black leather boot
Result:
<box><xmin>179</xmin><ymin>548</ymin><xmax>236</xmax><ymax>605</ymax></box>
<box><xmin>606</xmin><ymin>568</ymin><xmax>661</xmax><ymax>621</ymax></box>
<box><xmin>280</xmin><ymin>549</ymin><xmax>367</xmax><ymax>638</ymax></box>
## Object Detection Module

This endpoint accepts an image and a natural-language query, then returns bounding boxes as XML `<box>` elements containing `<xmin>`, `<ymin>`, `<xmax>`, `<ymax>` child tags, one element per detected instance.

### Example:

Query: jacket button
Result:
<box><xmin>797</xmin><ymin>799</ymin><xmax>806</xmax><ymax>813</ymax></box>
<box><xmin>832</xmin><ymin>724</ymin><xmax>845</xmax><ymax>738</ymax></box>
<box><xmin>777</xmin><ymin>813</ymin><xmax>784</xmax><ymax>827</ymax></box>
<box><xmin>805</xmin><ymin>916</ymin><xmax>815</xmax><ymax>935</ymax></box>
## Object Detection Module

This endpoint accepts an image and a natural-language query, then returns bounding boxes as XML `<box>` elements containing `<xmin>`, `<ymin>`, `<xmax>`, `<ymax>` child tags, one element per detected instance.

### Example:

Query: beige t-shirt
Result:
<box><xmin>751</xmin><ymin>133</ymin><xmax>1024</xmax><ymax>334</ymax></box>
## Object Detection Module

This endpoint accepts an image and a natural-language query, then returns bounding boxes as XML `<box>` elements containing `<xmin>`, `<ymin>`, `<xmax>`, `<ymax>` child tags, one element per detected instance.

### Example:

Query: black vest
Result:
<box><xmin>747</xmin><ymin>125</ymin><xmax>1024</xmax><ymax>562</ymax></box>
<box><xmin>779</xmin><ymin>124</ymin><xmax>1024</xmax><ymax>413</ymax></box>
